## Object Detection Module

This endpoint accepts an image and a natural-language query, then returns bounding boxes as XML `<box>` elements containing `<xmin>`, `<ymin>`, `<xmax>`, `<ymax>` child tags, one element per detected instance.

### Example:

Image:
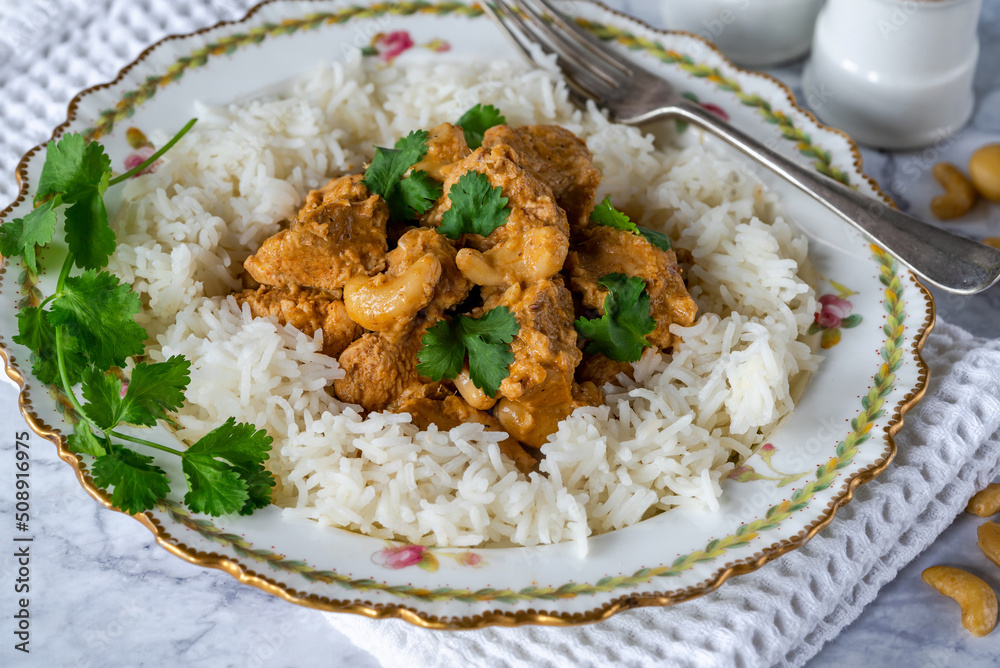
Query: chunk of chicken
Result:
<box><xmin>479</xmin><ymin>278</ymin><xmax>600</xmax><ymax>448</ymax></box>
<box><xmin>495</xmin><ymin>381</ymin><xmax>602</xmax><ymax>450</ymax></box>
<box><xmin>244</xmin><ymin>174</ymin><xmax>388</xmax><ymax>291</ymax></box>
<box><xmin>334</xmin><ymin>320</ymin><xmax>448</xmax><ymax>412</ymax></box>
<box><xmin>575</xmin><ymin>353</ymin><xmax>634</xmax><ymax>389</ymax></box>
<box><xmin>424</xmin><ymin>145</ymin><xmax>570</xmax><ymax>287</ymax></box>
<box><xmin>399</xmin><ymin>396</ymin><xmax>537</xmax><ymax>474</ymax></box>
<box><xmin>235</xmin><ymin>285</ymin><xmax>362</xmax><ymax>357</ymax></box>
<box><xmin>482</xmin><ymin>124</ymin><xmax>601</xmax><ymax>230</ymax></box>
<box><xmin>567</xmin><ymin>225</ymin><xmax>697</xmax><ymax>349</ymax></box>
<box><xmin>409</xmin><ymin>122</ymin><xmax>471</xmax><ymax>182</ymax></box>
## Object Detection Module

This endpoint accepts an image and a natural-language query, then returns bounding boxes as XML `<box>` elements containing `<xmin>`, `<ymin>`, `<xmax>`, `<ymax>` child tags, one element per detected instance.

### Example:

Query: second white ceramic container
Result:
<box><xmin>659</xmin><ymin>0</ymin><xmax>825</xmax><ymax>67</ymax></box>
<box><xmin>803</xmin><ymin>0</ymin><xmax>982</xmax><ymax>149</ymax></box>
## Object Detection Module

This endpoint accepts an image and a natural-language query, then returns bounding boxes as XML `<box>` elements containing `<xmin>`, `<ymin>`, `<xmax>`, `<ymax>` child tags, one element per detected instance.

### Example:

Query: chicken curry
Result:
<box><xmin>235</xmin><ymin>109</ymin><xmax>697</xmax><ymax>474</ymax></box>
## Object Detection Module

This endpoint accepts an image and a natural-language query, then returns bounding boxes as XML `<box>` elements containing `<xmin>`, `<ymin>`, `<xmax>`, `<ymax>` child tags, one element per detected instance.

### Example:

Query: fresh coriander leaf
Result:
<box><xmin>362</xmin><ymin>130</ymin><xmax>436</xmax><ymax>220</ymax></box>
<box><xmin>437</xmin><ymin>171</ymin><xmax>509</xmax><ymax>239</ymax></box>
<box><xmin>396</xmin><ymin>171</ymin><xmax>443</xmax><ymax>220</ymax></box>
<box><xmin>461</xmin><ymin>306</ymin><xmax>518</xmax><ymax>397</ymax></box>
<box><xmin>237</xmin><ymin>463</ymin><xmax>276</xmax><ymax>515</ymax></box>
<box><xmin>416</xmin><ymin>307</ymin><xmax>519</xmax><ymax>397</ymax></box>
<box><xmin>464</xmin><ymin>333</ymin><xmax>516</xmax><ymax>398</ymax></box>
<box><xmin>637</xmin><ymin>227</ymin><xmax>673</xmax><ymax>251</ymax></box>
<box><xmin>393</xmin><ymin>129</ymin><xmax>432</xmax><ymax>160</ymax></box>
<box><xmin>33</xmin><ymin>134</ymin><xmax>115</xmax><ymax>269</ymax></box>
<box><xmin>47</xmin><ymin>270</ymin><xmax>146</xmax><ymax>371</ymax></box>
<box><xmin>590</xmin><ymin>196</ymin><xmax>672</xmax><ymax>251</ymax></box>
<box><xmin>184</xmin><ymin>417</ymin><xmax>273</xmax><ymax>467</ymax></box>
<box><xmin>460</xmin><ymin>305</ymin><xmax>520</xmax><ymax>344</ymax></box>
<box><xmin>182</xmin><ymin>418</ymin><xmax>273</xmax><ymax>516</ymax></box>
<box><xmin>457</xmin><ymin>104</ymin><xmax>506</xmax><ymax>149</ymax></box>
<box><xmin>13</xmin><ymin>306</ymin><xmax>86</xmax><ymax>385</ymax></box>
<box><xmin>80</xmin><ymin>365</ymin><xmax>126</xmax><ymax>431</ymax></box>
<box><xmin>0</xmin><ymin>197</ymin><xmax>59</xmax><ymax>274</ymax></box>
<box><xmin>416</xmin><ymin>318</ymin><xmax>466</xmax><ymax>382</ymax></box>
<box><xmin>63</xmin><ymin>175</ymin><xmax>115</xmax><ymax>270</ymax></box>
<box><xmin>574</xmin><ymin>273</ymin><xmax>656</xmax><ymax>362</ymax></box>
<box><xmin>79</xmin><ymin>358</ymin><xmax>187</xmax><ymax>431</ymax></box>
<box><xmin>590</xmin><ymin>196</ymin><xmax>634</xmax><ymax>231</ymax></box>
<box><xmin>182</xmin><ymin>454</ymin><xmax>249</xmax><ymax>516</ymax></box>
<box><xmin>117</xmin><ymin>356</ymin><xmax>191</xmax><ymax>427</ymax></box>
<box><xmin>91</xmin><ymin>446</ymin><xmax>170</xmax><ymax>515</ymax></box>
<box><xmin>35</xmin><ymin>133</ymin><xmax>112</xmax><ymax>206</ymax></box>
<box><xmin>66</xmin><ymin>422</ymin><xmax>107</xmax><ymax>457</ymax></box>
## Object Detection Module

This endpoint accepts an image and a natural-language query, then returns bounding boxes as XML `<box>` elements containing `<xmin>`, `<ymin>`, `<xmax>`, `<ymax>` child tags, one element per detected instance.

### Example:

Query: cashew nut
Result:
<box><xmin>343</xmin><ymin>255</ymin><xmax>440</xmax><ymax>331</ymax></box>
<box><xmin>456</xmin><ymin>226</ymin><xmax>568</xmax><ymax>287</ymax></box>
<box><xmin>967</xmin><ymin>483</ymin><xmax>1000</xmax><ymax>517</ymax></box>
<box><xmin>969</xmin><ymin>144</ymin><xmax>1000</xmax><ymax>201</ymax></box>
<box><xmin>930</xmin><ymin>163</ymin><xmax>978</xmax><ymax>220</ymax></box>
<box><xmin>922</xmin><ymin>565</ymin><xmax>998</xmax><ymax>637</ymax></box>
<box><xmin>978</xmin><ymin>521</ymin><xmax>1000</xmax><ymax>570</ymax></box>
<box><xmin>454</xmin><ymin>367</ymin><xmax>497</xmax><ymax>410</ymax></box>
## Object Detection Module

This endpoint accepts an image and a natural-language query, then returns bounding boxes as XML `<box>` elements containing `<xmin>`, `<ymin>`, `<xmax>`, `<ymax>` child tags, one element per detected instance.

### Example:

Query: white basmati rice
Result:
<box><xmin>109</xmin><ymin>56</ymin><xmax>819</xmax><ymax>551</ymax></box>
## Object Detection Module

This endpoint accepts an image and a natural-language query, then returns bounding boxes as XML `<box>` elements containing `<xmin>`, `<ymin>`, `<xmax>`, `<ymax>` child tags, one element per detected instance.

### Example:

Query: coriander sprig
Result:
<box><xmin>1</xmin><ymin>121</ymin><xmax>275</xmax><ymax>517</ymax></box>
<box><xmin>416</xmin><ymin>306</ymin><xmax>519</xmax><ymax>397</ymax></box>
<box><xmin>456</xmin><ymin>103</ymin><xmax>506</xmax><ymax>149</ymax></box>
<box><xmin>591</xmin><ymin>197</ymin><xmax>673</xmax><ymax>251</ymax></box>
<box><xmin>574</xmin><ymin>273</ymin><xmax>657</xmax><ymax>363</ymax></box>
<box><xmin>436</xmin><ymin>170</ymin><xmax>510</xmax><ymax>239</ymax></box>
<box><xmin>361</xmin><ymin>130</ymin><xmax>442</xmax><ymax>220</ymax></box>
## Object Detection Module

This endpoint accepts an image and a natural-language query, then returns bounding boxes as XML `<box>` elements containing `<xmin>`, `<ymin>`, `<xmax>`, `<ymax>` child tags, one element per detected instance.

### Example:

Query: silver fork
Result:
<box><xmin>488</xmin><ymin>0</ymin><xmax>1000</xmax><ymax>295</ymax></box>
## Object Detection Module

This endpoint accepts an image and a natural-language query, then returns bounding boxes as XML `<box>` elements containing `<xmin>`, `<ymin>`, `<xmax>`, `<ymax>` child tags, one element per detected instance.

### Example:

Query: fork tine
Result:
<box><xmin>490</xmin><ymin>0</ymin><xmax>611</xmax><ymax>100</ymax></box>
<box><xmin>524</xmin><ymin>0</ymin><xmax>632</xmax><ymax>77</ymax></box>
<box><xmin>512</xmin><ymin>0</ymin><xmax>619</xmax><ymax>88</ymax></box>
<box><xmin>485</xmin><ymin>2</ymin><xmax>538</xmax><ymax>66</ymax></box>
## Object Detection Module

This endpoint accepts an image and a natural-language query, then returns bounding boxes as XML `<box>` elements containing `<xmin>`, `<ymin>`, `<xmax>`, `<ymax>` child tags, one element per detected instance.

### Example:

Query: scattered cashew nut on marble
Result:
<box><xmin>922</xmin><ymin>566</ymin><xmax>998</xmax><ymax>637</ymax></box>
<box><xmin>930</xmin><ymin>163</ymin><xmax>978</xmax><ymax>220</ymax></box>
<box><xmin>969</xmin><ymin>144</ymin><xmax>1000</xmax><ymax>202</ymax></box>
<box><xmin>343</xmin><ymin>255</ymin><xmax>441</xmax><ymax>331</ymax></box>
<box><xmin>967</xmin><ymin>484</ymin><xmax>1000</xmax><ymax>517</ymax></box>
<box><xmin>978</xmin><ymin>522</ymin><xmax>1000</xmax><ymax>570</ymax></box>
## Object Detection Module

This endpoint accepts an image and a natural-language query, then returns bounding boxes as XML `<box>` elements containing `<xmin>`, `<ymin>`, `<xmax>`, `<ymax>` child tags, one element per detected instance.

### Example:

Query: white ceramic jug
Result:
<box><xmin>803</xmin><ymin>0</ymin><xmax>982</xmax><ymax>149</ymax></box>
<box><xmin>659</xmin><ymin>0</ymin><xmax>825</xmax><ymax>67</ymax></box>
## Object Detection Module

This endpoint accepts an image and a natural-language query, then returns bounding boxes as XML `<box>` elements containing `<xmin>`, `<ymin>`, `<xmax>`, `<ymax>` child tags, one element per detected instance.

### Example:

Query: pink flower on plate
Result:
<box><xmin>123</xmin><ymin>145</ymin><xmax>161</xmax><ymax>177</ymax></box>
<box><xmin>374</xmin><ymin>31</ymin><xmax>415</xmax><ymax>62</ymax></box>
<box><xmin>425</xmin><ymin>38</ymin><xmax>451</xmax><ymax>53</ymax></box>
<box><xmin>455</xmin><ymin>551</ymin><xmax>482</xmax><ymax>567</ymax></box>
<box><xmin>815</xmin><ymin>294</ymin><xmax>851</xmax><ymax>329</ymax></box>
<box><xmin>372</xmin><ymin>544</ymin><xmax>439</xmax><ymax>571</ymax></box>
<box><xmin>809</xmin><ymin>288</ymin><xmax>862</xmax><ymax>349</ymax></box>
<box><xmin>698</xmin><ymin>101</ymin><xmax>729</xmax><ymax>122</ymax></box>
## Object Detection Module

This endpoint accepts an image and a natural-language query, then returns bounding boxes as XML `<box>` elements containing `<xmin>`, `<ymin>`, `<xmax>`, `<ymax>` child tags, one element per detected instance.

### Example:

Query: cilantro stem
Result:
<box><xmin>109</xmin><ymin>430</ymin><xmax>184</xmax><ymax>457</ymax></box>
<box><xmin>108</xmin><ymin>118</ymin><xmax>197</xmax><ymax>186</ymax></box>
<box><xmin>52</xmin><ymin>254</ymin><xmax>89</xmax><ymax>419</ymax></box>
<box><xmin>54</xmin><ymin>250</ymin><xmax>73</xmax><ymax>294</ymax></box>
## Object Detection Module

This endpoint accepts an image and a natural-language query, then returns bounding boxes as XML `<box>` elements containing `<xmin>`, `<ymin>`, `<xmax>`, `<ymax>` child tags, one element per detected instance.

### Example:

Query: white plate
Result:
<box><xmin>0</xmin><ymin>0</ymin><xmax>933</xmax><ymax>628</ymax></box>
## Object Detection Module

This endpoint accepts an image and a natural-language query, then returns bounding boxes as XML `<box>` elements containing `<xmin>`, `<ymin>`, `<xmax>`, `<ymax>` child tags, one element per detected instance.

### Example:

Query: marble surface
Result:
<box><xmin>1</xmin><ymin>0</ymin><xmax>1000</xmax><ymax>666</ymax></box>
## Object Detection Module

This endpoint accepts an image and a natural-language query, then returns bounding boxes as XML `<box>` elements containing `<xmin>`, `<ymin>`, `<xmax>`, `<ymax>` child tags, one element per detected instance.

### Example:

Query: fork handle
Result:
<box><xmin>661</xmin><ymin>101</ymin><xmax>1000</xmax><ymax>294</ymax></box>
